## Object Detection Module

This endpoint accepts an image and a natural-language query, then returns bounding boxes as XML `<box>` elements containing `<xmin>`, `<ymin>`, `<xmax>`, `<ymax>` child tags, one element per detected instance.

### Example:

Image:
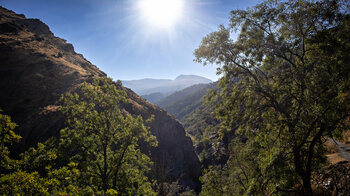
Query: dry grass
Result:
<box><xmin>40</xmin><ymin>105</ymin><xmax>59</xmax><ymax>115</ymax></box>
<box><xmin>325</xmin><ymin>141</ymin><xmax>339</xmax><ymax>153</ymax></box>
<box><xmin>326</xmin><ymin>153</ymin><xmax>348</xmax><ymax>165</ymax></box>
<box><xmin>129</xmin><ymin>99</ymin><xmax>145</xmax><ymax>111</ymax></box>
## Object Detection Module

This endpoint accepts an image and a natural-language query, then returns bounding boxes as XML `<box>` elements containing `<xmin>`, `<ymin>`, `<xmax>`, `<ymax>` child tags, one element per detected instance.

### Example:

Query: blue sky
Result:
<box><xmin>0</xmin><ymin>0</ymin><xmax>260</xmax><ymax>81</ymax></box>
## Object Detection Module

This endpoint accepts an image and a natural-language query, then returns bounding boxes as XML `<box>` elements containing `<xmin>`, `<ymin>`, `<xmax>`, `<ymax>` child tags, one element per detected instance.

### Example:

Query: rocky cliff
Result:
<box><xmin>0</xmin><ymin>6</ymin><xmax>200</xmax><ymax>190</ymax></box>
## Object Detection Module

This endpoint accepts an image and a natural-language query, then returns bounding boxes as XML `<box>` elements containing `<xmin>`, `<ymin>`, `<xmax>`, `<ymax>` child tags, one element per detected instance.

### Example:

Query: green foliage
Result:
<box><xmin>195</xmin><ymin>0</ymin><xmax>350</xmax><ymax>195</ymax></box>
<box><xmin>199</xmin><ymin>165</ymin><xmax>228</xmax><ymax>196</ymax></box>
<box><xmin>154</xmin><ymin>181</ymin><xmax>181</xmax><ymax>196</ymax></box>
<box><xmin>45</xmin><ymin>161</ymin><xmax>81</xmax><ymax>195</ymax></box>
<box><xmin>182</xmin><ymin>104</ymin><xmax>218</xmax><ymax>145</ymax></box>
<box><xmin>182</xmin><ymin>104</ymin><xmax>222</xmax><ymax>164</ymax></box>
<box><xmin>19</xmin><ymin>138</ymin><xmax>58</xmax><ymax>174</ymax></box>
<box><xmin>0</xmin><ymin>109</ymin><xmax>21</xmax><ymax>172</ymax></box>
<box><xmin>0</xmin><ymin>78</ymin><xmax>159</xmax><ymax>195</ymax></box>
<box><xmin>179</xmin><ymin>188</ymin><xmax>197</xmax><ymax>196</ymax></box>
<box><xmin>0</xmin><ymin>171</ymin><xmax>49</xmax><ymax>195</ymax></box>
<box><xmin>158</xmin><ymin>83</ymin><xmax>214</xmax><ymax>121</ymax></box>
<box><xmin>106</xmin><ymin>188</ymin><xmax>118</xmax><ymax>195</ymax></box>
<box><xmin>1</xmin><ymin>138</ymin><xmax>85</xmax><ymax>195</ymax></box>
<box><xmin>59</xmin><ymin>77</ymin><xmax>157</xmax><ymax>195</ymax></box>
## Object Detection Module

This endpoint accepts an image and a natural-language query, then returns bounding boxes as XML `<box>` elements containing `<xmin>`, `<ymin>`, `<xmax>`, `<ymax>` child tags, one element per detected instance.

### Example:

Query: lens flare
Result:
<box><xmin>137</xmin><ymin>0</ymin><xmax>184</xmax><ymax>28</ymax></box>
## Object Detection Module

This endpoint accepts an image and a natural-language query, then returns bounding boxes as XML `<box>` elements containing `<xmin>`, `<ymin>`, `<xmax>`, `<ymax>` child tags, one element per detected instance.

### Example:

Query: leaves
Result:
<box><xmin>0</xmin><ymin>78</ymin><xmax>158</xmax><ymax>195</ymax></box>
<box><xmin>59</xmin><ymin>77</ymin><xmax>157</xmax><ymax>195</ymax></box>
<box><xmin>196</xmin><ymin>0</ymin><xmax>350</xmax><ymax>194</ymax></box>
<box><xmin>0</xmin><ymin>110</ymin><xmax>20</xmax><ymax>171</ymax></box>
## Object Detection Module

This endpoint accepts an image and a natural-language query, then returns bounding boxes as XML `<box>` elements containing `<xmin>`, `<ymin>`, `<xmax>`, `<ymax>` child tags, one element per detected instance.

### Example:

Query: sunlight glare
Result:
<box><xmin>138</xmin><ymin>0</ymin><xmax>184</xmax><ymax>28</ymax></box>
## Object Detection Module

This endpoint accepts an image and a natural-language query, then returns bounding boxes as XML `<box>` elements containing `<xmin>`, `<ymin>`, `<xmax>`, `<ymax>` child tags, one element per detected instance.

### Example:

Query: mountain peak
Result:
<box><xmin>175</xmin><ymin>74</ymin><xmax>212</xmax><ymax>82</ymax></box>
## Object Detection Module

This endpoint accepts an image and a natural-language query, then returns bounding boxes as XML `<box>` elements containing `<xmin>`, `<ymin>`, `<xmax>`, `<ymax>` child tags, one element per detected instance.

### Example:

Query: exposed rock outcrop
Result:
<box><xmin>0</xmin><ymin>6</ymin><xmax>200</xmax><ymax>190</ymax></box>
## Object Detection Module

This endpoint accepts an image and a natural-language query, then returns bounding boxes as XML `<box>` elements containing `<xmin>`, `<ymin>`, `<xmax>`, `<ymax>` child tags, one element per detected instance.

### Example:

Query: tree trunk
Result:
<box><xmin>293</xmin><ymin>146</ymin><xmax>313</xmax><ymax>196</ymax></box>
<box><xmin>301</xmin><ymin>174</ymin><xmax>313</xmax><ymax>196</ymax></box>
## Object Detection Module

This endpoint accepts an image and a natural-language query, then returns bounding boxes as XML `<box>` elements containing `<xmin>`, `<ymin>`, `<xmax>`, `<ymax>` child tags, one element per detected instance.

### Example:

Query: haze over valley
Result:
<box><xmin>123</xmin><ymin>74</ymin><xmax>212</xmax><ymax>103</ymax></box>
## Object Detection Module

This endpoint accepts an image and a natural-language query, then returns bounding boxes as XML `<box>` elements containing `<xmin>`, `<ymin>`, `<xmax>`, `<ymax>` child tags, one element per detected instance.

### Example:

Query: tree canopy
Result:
<box><xmin>58</xmin><ymin>77</ymin><xmax>158</xmax><ymax>195</ymax></box>
<box><xmin>195</xmin><ymin>0</ymin><xmax>350</xmax><ymax>195</ymax></box>
<box><xmin>0</xmin><ymin>78</ymin><xmax>158</xmax><ymax>195</ymax></box>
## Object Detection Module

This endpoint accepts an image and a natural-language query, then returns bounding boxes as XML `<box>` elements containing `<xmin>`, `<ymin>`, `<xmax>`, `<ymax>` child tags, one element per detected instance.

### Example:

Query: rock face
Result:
<box><xmin>0</xmin><ymin>6</ymin><xmax>200</xmax><ymax>190</ymax></box>
<box><xmin>122</xmin><ymin>89</ymin><xmax>201</xmax><ymax>189</ymax></box>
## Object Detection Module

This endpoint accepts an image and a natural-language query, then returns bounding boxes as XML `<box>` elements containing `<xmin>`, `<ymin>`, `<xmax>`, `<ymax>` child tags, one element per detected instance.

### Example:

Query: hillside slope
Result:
<box><xmin>123</xmin><ymin>75</ymin><xmax>212</xmax><ymax>103</ymax></box>
<box><xmin>141</xmin><ymin>92</ymin><xmax>166</xmax><ymax>104</ymax></box>
<box><xmin>156</xmin><ymin>82</ymin><xmax>232</xmax><ymax>167</ymax></box>
<box><xmin>157</xmin><ymin>82</ymin><xmax>217</xmax><ymax>121</ymax></box>
<box><xmin>0</xmin><ymin>6</ymin><xmax>200</xmax><ymax>190</ymax></box>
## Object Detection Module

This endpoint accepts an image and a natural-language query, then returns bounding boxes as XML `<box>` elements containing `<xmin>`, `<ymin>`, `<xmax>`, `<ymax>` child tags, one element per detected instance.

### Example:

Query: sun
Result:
<box><xmin>137</xmin><ymin>0</ymin><xmax>184</xmax><ymax>28</ymax></box>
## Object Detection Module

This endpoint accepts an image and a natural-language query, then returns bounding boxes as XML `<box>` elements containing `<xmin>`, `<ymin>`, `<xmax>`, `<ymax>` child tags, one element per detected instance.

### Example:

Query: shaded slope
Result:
<box><xmin>141</xmin><ymin>92</ymin><xmax>166</xmax><ymax>104</ymax></box>
<box><xmin>0</xmin><ymin>6</ymin><xmax>200</xmax><ymax>190</ymax></box>
<box><xmin>156</xmin><ymin>82</ymin><xmax>232</xmax><ymax>167</ymax></box>
<box><xmin>157</xmin><ymin>83</ymin><xmax>209</xmax><ymax>108</ymax></box>
<box><xmin>157</xmin><ymin>82</ymin><xmax>217</xmax><ymax>121</ymax></box>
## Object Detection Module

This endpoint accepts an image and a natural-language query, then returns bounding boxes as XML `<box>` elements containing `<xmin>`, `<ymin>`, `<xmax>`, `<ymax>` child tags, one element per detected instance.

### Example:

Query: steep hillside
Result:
<box><xmin>0</xmin><ymin>6</ymin><xmax>200</xmax><ymax>190</ymax></box>
<box><xmin>156</xmin><ymin>82</ymin><xmax>232</xmax><ymax>167</ymax></box>
<box><xmin>123</xmin><ymin>75</ymin><xmax>212</xmax><ymax>103</ymax></box>
<box><xmin>141</xmin><ymin>92</ymin><xmax>166</xmax><ymax>104</ymax></box>
<box><xmin>157</xmin><ymin>83</ymin><xmax>209</xmax><ymax>108</ymax></box>
<box><xmin>181</xmin><ymin>104</ymin><xmax>231</xmax><ymax>167</ymax></box>
<box><xmin>157</xmin><ymin>82</ymin><xmax>217</xmax><ymax>121</ymax></box>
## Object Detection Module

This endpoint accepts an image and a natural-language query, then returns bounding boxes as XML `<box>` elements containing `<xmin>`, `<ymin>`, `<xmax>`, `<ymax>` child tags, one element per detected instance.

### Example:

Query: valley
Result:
<box><xmin>1</xmin><ymin>0</ymin><xmax>350</xmax><ymax>195</ymax></box>
<box><xmin>122</xmin><ymin>75</ymin><xmax>212</xmax><ymax>103</ymax></box>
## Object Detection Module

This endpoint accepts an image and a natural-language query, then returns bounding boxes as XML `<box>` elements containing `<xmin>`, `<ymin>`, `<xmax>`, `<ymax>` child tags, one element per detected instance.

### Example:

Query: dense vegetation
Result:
<box><xmin>0</xmin><ymin>78</ymin><xmax>158</xmax><ymax>195</ymax></box>
<box><xmin>181</xmin><ymin>104</ymin><xmax>224</xmax><ymax>167</ymax></box>
<box><xmin>195</xmin><ymin>0</ymin><xmax>350</xmax><ymax>195</ymax></box>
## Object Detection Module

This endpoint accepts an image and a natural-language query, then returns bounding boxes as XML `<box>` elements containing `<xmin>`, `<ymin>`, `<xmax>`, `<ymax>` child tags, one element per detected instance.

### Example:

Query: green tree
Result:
<box><xmin>195</xmin><ymin>0</ymin><xmax>350</xmax><ymax>195</ymax></box>
<box><xmin>0</xmin><ymin>170</ymin><xmax>49</xmax><ymax>195</ymax></box>
<box><xmin>0</xmin><ymin>110</ymin><xmax>56</xmax><ymax>195</ymax></box>
<box><xmin>199</xmin><ymin>165</ymin><xmax>228</xmax><ymax>196</ymax></box>
<box><xmin>0</xmin><ymin>109</ymin><xmax>21</xmax><ymax>172</ymax></box>
<box><xmin>0</xmin><ymin>110</ymin><xmax>81</xmax><ymax>195</ymax></box>
<box><xmin>59</xmin><ymin>77</ymin><xmax>157</xmax><ymax>195</ymax></box>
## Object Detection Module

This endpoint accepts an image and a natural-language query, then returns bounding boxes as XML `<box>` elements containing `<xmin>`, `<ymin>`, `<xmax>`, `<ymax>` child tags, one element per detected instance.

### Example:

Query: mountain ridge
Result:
<box><xmin>122</xmin><ymin>75</ymin><xmax>212</xmax><ymax>103</ymax></box>
<box><xmin>156</xmin><ymin>82</ymin><xmax>217</xmax><ymax>121</ymax></box>
<box><xmin>0</xmin><ymin>6</ymin><xmax>200</xmax><ymax>190</ymax></box>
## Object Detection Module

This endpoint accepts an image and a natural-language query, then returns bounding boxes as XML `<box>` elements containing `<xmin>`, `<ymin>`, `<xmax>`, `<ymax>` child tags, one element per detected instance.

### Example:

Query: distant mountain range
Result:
<box><xmin>122</xmin><ymin>75</ymin><xmax>212</xmax><ymax>103</ymax></box>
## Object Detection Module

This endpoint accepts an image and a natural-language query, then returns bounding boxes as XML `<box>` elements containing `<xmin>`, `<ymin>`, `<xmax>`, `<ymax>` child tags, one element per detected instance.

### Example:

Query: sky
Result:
<box><xmin>0</xmin><ymin>0</ymin><xmax>261</xmax><ymax>81</ymax></box>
